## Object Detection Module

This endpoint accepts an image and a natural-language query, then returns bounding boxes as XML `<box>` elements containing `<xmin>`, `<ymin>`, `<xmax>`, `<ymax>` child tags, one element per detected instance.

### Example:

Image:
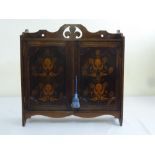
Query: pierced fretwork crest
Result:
<box><xmin>63</xmin><ymin>25</ymin><xmax>82</xmax><ymax>39</ymax></box>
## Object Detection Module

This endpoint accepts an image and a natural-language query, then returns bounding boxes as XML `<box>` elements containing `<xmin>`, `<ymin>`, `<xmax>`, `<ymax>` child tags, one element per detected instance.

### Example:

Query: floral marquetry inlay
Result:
<box><xmin>29</xmin><ymin>47</ymin><xmax>66</xmax><ymax>104</ymax></box>
<box><xmin>82</xmin><ymin>49</ymin><xmax>114</xmax><ymax>79</ymax></box>
<box><xmin>80</xmin><ymin>48</ymin><xmax>116</xmax><ymax>102</ymax></box>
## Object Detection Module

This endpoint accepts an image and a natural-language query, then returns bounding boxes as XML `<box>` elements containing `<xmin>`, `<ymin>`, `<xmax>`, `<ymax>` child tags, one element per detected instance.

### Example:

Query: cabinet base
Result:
<box><xmin>22</xmin><ymin>110</ymin><xmax>123</xmax><ymax>126</ymax></box>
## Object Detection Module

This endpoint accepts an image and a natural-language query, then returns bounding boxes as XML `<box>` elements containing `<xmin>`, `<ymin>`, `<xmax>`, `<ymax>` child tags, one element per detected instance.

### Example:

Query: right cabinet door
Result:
<box><xmin>77</xmin><ymin>41</ymin><xmax>123</xmax><ymax>111</ymax></box>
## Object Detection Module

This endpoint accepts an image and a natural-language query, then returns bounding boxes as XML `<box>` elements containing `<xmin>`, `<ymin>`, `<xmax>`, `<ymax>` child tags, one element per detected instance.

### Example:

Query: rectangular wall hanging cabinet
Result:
<box><xmin>20</xmin><ymin>24</ymin><xmax>125</xmax><ymax>126</ymax></box>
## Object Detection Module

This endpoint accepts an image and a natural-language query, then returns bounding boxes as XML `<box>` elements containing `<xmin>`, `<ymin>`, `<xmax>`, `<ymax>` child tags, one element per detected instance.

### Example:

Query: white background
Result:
<box><xmin>0</xmin><ymin>0</ymin><xmax>155</xmax><ymax>154</ymax></box>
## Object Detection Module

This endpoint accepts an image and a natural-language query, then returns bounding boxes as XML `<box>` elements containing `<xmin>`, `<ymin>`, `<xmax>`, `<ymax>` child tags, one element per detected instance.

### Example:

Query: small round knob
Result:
<box><xmin>117</xmin><ymin>30</ymin><xmax>120</xmax><ymax>34</ymax></box>
<box><xmin>25</xmin><ymin>29</ymin><xmax>29</xmax><ymax>33</ymax></box>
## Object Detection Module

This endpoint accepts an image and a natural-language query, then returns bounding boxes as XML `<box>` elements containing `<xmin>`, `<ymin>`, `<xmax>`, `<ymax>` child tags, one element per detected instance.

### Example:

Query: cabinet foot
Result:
<box><xmin>119</xmin><ymin>117</ymin><xmax>123</xmax><ymax>126</ymax></box>
<box><xmin>22</xmin><ymin>117</ymin><xmax>26</xmax><ymax>127</ymax></box>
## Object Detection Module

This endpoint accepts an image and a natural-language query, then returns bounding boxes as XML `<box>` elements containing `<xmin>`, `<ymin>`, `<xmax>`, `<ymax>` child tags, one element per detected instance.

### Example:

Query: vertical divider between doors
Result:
<box><xmin>65</xmin><ymin>41</ymin><xmax>71</xmax><ymax>110</ymax></box>
<box><xmin>65</xmin><ymin>41</ymin><xmax>75</xmax><ymax>111</ymax></box>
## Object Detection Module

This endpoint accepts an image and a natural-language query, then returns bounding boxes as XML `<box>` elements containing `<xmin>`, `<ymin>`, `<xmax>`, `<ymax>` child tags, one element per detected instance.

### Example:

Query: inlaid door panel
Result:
<box><xmin>27</xmin><ymin>45</ymin><xmax>68</xmax><ymax>110</ymax></box>
<box><xmin>77</xmin><ymin>42</ymin><xmax>121</xmax><ymax>111</ymax></box>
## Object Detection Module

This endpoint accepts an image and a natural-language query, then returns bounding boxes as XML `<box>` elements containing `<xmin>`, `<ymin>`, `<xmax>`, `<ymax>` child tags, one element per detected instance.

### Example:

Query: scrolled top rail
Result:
<box><xmin>21</xmin><ymin>24</ymin><xmax>124</xmax><ymax>40</ymax></box>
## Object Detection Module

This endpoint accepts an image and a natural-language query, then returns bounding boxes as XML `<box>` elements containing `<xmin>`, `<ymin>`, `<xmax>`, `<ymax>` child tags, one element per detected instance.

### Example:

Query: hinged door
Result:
<box><xmin>76</xmin><ymin>41</ymin><xmax>123</xmax><ymax>111</ymax></box>
<box><xmin>24</xmin><ymin>42</ymin><xmax>70</xmax><ymax>111</ymax></box>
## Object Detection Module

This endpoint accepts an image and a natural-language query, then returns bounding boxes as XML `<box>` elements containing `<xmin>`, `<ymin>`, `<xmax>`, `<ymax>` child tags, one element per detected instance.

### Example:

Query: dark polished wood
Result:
<box><xmin>20</xmin><ymin>24</ymin><xmax>125</xmax><ymax>126</ymax></box>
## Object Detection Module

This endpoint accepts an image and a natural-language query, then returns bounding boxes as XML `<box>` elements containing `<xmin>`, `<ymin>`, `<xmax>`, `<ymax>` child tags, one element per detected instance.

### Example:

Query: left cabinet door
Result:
<box><xmin>22</xmin><ymin>41</ymin><xmax>69</xmax><ymax>111</ymax></box>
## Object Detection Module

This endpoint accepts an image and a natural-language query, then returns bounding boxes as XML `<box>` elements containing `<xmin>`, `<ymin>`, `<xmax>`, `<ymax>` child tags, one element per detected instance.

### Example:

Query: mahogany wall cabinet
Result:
<box><xmin>20</xmin><ymin>24</ymin><xmax>125</xmax><ymax>126</ymax></box>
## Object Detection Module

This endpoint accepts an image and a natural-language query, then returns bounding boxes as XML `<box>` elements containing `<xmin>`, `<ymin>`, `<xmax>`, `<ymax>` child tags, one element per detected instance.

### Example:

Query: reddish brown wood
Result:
<box><xmin>20</xmin><ymin>24</ymin><xmax>124</xmax><ymax>126</ymax></box>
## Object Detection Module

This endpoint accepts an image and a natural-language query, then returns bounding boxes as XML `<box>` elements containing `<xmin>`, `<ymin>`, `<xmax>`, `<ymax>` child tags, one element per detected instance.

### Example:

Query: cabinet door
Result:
<box><xmin>77</xmin><ymin>42</ymin><xmax>123</xmax><ymax>111</ymax></box>
<box><xmin>26</xmin><ymin>44</ymin><xmax>69</xmax><ymax>111</ymax></box>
